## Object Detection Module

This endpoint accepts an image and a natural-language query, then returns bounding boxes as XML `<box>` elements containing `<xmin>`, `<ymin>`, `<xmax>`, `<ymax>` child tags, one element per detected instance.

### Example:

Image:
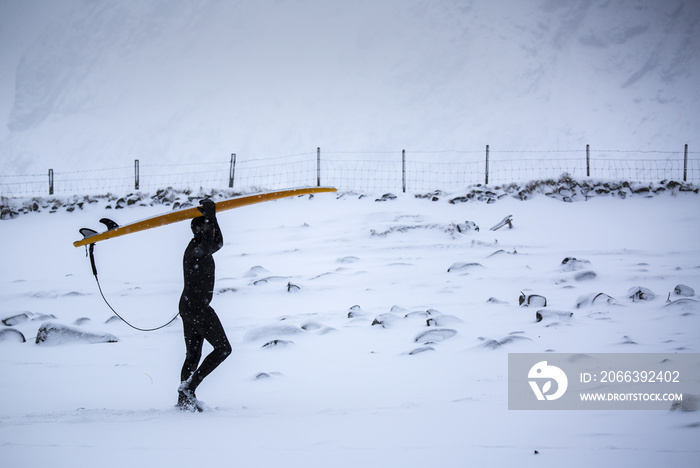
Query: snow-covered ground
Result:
<box><xmin>2</xmin><ymin>0</ymin><xmax>699</xmax><ymax>173</ymax></box>
<box><xmin>1</xmin><ymin>187</ymin><xmax>699</xmax><ymax>467</ymax></box>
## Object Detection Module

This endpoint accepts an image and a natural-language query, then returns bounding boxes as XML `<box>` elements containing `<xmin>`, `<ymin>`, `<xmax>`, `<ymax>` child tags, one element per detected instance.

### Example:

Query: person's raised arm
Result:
<box><xmin>185</xmin><ymin>199</ymin><xmax>220</xmax><ymax>258</ymax></box>
<box><xmin>199</xmin><ymin>199</ymin><xmax>223</xmax><ymax>252</ymax></box>
<box><xmin>210</xmin><ymin>212</ymin><xmax>223</xmax><ymax>253</ymax></box>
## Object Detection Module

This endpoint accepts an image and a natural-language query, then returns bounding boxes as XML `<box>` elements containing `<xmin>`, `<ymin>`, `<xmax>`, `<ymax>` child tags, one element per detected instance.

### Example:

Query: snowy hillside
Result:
<box><xmin>1</xmin><ymin>188</ymin><xmax>699</xmax><ymax>466</ymax></box>
<box><xmin>1</xmin><ymin>0</ymin><xmax>699</xmax><ymax>174</ymax></box>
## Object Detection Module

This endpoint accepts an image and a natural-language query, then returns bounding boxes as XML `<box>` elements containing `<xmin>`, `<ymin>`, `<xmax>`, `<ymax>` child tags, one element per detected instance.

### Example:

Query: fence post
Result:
<box><xmin>586</xmin><ymin>144</ymin><xmax>590</xmax><ymax>177</ymax></box>
<box><xmin>402</xmin><ymin>149</ymin><xmax>406</xmax><ymax>193</ymax></box>
<box><xmin>48</xmin><ymin>169</ymin><xmax>54</xmax><ymax>195</ymax></box>
<box><xmin>485</xmin><ymin>145</ymin><xmax>489</xmax><ymax>185</ymax></box>
<box><xmin>317</xmin><ymin>147</ymin><xmax>321</xmax><ymax>187</ymax></box>
<box><xmin>134</xmin><ymin>159</ymin><xmax>140</xmax><ymax>190</ymax></box>
<box><xmin>229</xmin><ymin>153</ymin><xmax>236</xmax><ymax>188</ymax></box>
<box><xmin>684</xmin><ymin>144</ymin><xmax>688</xmax><ymax>182</ymax></box>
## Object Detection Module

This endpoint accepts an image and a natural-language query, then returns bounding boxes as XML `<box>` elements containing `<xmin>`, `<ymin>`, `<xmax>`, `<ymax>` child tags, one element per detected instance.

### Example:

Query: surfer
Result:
<box><xmin>176</xmin><ymin>199</ymin><xmax>232</xmax><ymax>412</ymax></box>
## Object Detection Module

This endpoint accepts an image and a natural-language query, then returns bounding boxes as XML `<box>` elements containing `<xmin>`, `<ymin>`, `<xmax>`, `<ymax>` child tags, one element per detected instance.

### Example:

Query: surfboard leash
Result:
<box><xmin>85</xmin><ymin>243</ymin><xmax>180</xmax><ymax>332</ymax></box>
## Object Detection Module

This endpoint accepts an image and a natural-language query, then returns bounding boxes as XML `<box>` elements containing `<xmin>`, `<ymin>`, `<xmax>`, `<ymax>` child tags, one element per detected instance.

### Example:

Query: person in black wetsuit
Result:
<box><xmin>176</xmin><ymin>199</ymin><xmax>232</xmax><ymax>412</ymax></box>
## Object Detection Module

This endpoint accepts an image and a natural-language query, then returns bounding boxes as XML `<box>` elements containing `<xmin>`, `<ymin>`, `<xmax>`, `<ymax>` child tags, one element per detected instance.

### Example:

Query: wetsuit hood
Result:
<box><xmin>191</xmin><ymin>216</ymin><xmax>207</xmax><ymax>236</ymax></box>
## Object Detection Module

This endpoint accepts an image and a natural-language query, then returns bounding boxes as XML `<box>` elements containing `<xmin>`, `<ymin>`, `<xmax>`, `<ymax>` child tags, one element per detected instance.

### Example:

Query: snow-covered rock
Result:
<box><xmin>35</xmin><ymin>322</ymin><xmax>118</xmax><ymax>345</ymax></box>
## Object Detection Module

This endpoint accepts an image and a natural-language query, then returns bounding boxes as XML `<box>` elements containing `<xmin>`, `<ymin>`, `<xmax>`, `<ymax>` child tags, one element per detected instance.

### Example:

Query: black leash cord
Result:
<box><xmin>87</xmin><ymin>244</ymin><xmax>180</xmax><ymax>332</ymax></box>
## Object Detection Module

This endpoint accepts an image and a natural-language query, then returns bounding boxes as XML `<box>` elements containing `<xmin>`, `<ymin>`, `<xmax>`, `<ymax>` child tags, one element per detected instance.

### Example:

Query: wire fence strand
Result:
<box><xmin>1</xmin><ymin>147</ymin><xmax>697</xmax><ymax>197</ymax></box>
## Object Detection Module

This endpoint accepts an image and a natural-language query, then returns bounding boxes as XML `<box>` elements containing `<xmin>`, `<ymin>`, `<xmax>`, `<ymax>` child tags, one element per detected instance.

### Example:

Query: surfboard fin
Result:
<box><xmin>99</xmin><ymin>218</ymin><xmax>120</xmax><ymax>230</ymax></box>
<box><xmin>79</xmin><ymin>228</ymin><xmax>98</xmax><ymax>239</ymax></box>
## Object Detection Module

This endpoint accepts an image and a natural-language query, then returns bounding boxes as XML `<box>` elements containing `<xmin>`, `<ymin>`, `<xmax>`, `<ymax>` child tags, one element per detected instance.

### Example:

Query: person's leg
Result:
<box><xmin>177</xmin><ymin>315</ymin><xmax>206</xmax><ymax>411</ymax></box>
<box><xmin>180</xmin><ymin>317</ymin><xmax>204</xmax><ymax>383</ymax></box>
<box><xmin>186</xmin><ymin>307</ymin><xmax>232</xmax><ymax>392</ymax></box>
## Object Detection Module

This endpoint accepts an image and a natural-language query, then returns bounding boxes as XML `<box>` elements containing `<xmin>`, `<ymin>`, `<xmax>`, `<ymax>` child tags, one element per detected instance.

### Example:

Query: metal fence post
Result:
<box><xmin>229</xmin><ymin>153</ymin><xmax>236</xmax><ymax>188</ymax></box>
<box><xmin>134</xmin><ymin>159</ymin><xmax>140</xmax><ymax>190</ymax></box>
<box><xmin>48</xmin><ymin>169</ymin><xmax>54</xmax><ymax>195</ymax></box>
<box><xmin>402</xmin><ymin>149</ymin><xmax>406</xmax><ymax>193</ymax></box>
<box><xmin>317</xmin><ymin>147</ymin><xmax>321</xmax><ymax>187</ymax></box>
<box><xmin>684</xmin><ymin>144</ymin><xmax>688</xmax><ymax>182</ymax></box>
<box><xmin>586</xmin><ymin>144</ymin><xmax>590</xmax><ymax>177</ymax></box>
<box><xmin>485</xmin><ymin>145</ymin><xmax>490</xmax><ymax>185</ymax></box>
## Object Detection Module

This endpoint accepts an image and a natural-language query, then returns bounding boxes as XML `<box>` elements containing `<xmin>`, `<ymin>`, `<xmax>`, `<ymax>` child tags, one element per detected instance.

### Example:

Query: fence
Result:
<box><xmin>1</xmin><ymin>145</ymin><xmax>697</xmax><ymax>197</ymax></box>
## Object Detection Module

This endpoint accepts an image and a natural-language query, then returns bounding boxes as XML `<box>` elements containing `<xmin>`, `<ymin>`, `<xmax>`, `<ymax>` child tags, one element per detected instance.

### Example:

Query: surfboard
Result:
<box><xmin>74</xmin><ymin>186</ymin><xmax>337</xmax><ymax>247</ymax></box>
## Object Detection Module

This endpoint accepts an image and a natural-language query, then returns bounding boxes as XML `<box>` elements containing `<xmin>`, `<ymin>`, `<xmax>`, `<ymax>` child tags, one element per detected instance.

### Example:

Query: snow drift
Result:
<box><xmin>0</xmin><ymin>184</ymin><xmax>699</xmax><ymax>466</ymax></box>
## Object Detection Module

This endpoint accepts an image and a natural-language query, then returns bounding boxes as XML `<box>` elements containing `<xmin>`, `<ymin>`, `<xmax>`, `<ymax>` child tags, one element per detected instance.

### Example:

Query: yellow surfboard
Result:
<box><xmin>74</xmin><ymin>186</ymin><xmax>337</xmax><ymax>247</ymax></box>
